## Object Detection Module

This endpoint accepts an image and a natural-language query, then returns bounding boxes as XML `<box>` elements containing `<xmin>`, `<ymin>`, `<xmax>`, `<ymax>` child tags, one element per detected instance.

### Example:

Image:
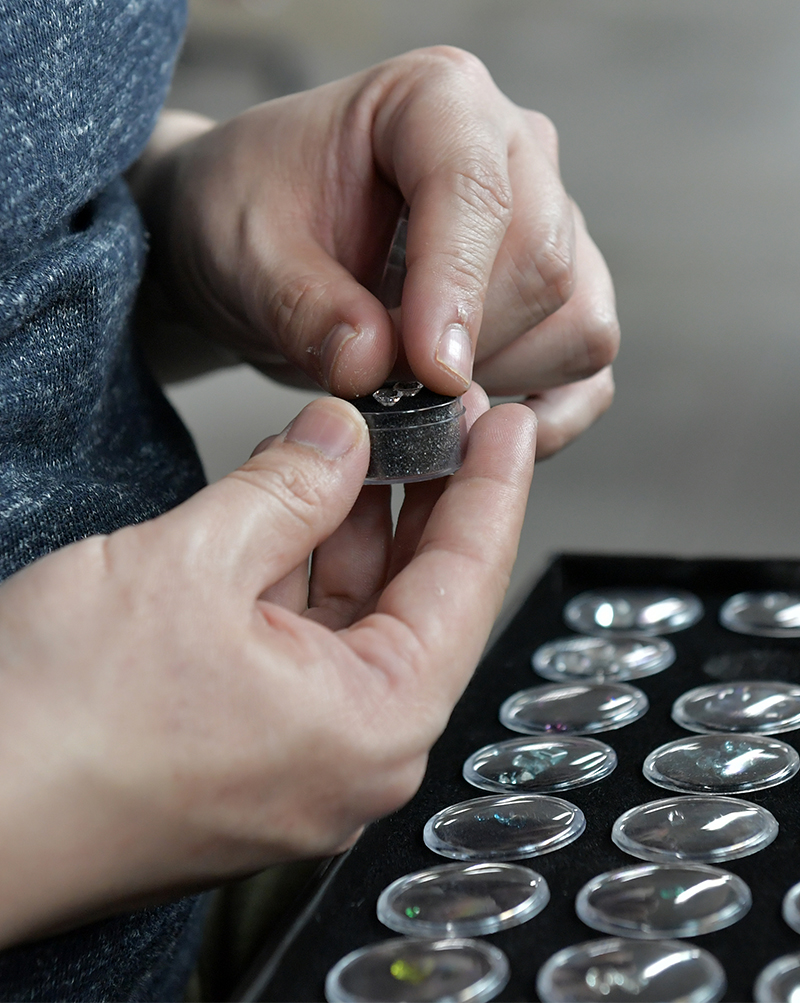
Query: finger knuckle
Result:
<box><xmin>421</xmin><ymin>44</ymin><xmax>494</xmax><ymax>86</ymax></box>
<box><xmin>235</xmin><ymin>462</ymin><xmax>323</xmax><ymax>532</ymax></box>
<box><xmin>509</xmin><ymin>222</ymin><xmax>575</xmax><ymax>319</ymax></box>
<box><xmin>577</xmin><ymin>309</ymin><xmax>621</xmax><ymax>377</ymax></box>
<box><xmin>452</xmin><ymin>159</ymin><xmax>514</xmax><ymax>231</ymax></box>
<box><xmin>529</xmin><ymin>110</ymin><xmax>560</xmax><ymax>160</ymax></box>
<box><xmin>267</xmin><ymin>271</ymin><xmax>330</xmax><ymax>348</ymax></box>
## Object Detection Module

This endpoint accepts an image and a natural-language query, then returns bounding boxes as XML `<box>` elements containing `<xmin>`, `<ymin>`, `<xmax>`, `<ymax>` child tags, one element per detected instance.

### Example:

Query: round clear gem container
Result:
<box><xmin>500</xmin><ymin>682</ymin><xmax>649</xmax><ymax>736</ymax></box>
<box><xmin>564</xmin><ymin>588</ymin><xmax>704</xmax><ymax>637</ymax></box>
<box><xmin>612</xmin><ymin>795</ymin><xmax>778</xmax><ymax>863</ymax></box>
<box><xmin>536</xmin><ymin>937</ymin><xmax>726</xmax><ymax>1003</ymax></box>
<box><xmin>782</xmin><ymin>881</ymin><xmax>800</xmax><ymax>934</ymax></box>
<box><xmin>643</xmin><ymin>734</ymin><xmax>800</xmax><ymax>794</ymax></box>
<box><xmin>720</xmin><ymin>591</ymin><xmax>800</xmax><ymax>638</ymax></box>
<box><xmin>376</xmin><ymin>861</ymin><xmax>549</xmax><ymax>937</ymax></box>
<box><xmin>464</xmin><ymin>736</ymin><xmax>617</xmax><ymax>794</ymax></box>
<box><xmin>754</xmin><ymin>953</ymin><xmax>800</xmax><ymax>1003</ymax></box>
<box><xmin>533</xmin><ymin>635</ymin><xmax>676</xmax><ymax>683</ymax></box>
<box><xmin>423</xmin><ymin>793</ymin><xmax>585</xmax><ymax>861</ymax></box>
<box><xmin>576</xmin><ymin>862</ymin><xmax>751</xmax><ymax>939</ymax></box>
<box><xmin>325</xmin><ymin>937</ymin><xmax>509</xmax><ymax>1003</ymax></box>
<box><xmin>672</xmin><ymin>681</ymin><xmax>800</xmax><ymax>735</ymax></box>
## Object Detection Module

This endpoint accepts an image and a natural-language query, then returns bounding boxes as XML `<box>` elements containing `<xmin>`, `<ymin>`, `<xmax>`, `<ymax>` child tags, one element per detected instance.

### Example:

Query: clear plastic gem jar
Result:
<box><xmin>533</xmin><ymin>635</ymin><xmax>676</xmax><ymax>682</ymax></box>
<box><xmin>536</xmin><ymin>937</ymin><xmax>726</xmax><ymax>1003</ymax></box>
<box><xmin>672</xmin><ymin>681</ymin><xmax>800</xmax><ymax>735</ymax></box>
<box><xmin>575</xmin><ymin>862</ymin><xmax>751</xmax><ymax>939</ymax></box>
<box><xmin>782</xmin><ymin>881</ymin><xmax>800</xmax><ymax>934</ymax></box>
<box><xmin>423</xmin><ymin>793</ymin><xmax>585</xmax><ymax>861</ymax></box>
<box><xmin>463</xmin><ymin>735</ymin><xmax>617</xmax><ymax>794</ymax></box>
<box><xmin>612</xmin><ymin>795</ymin><xmax>778</xmax><ymax>863</ymax></box>
<box><xmin>754</xmin><ymin>953</ymin><xmax>800</xmax><ymax>1003</ymax></box>
<box><xmin>376</xmin><ymin>861</ymin><xmax>549</xmax><ymax>937</ymax></box>
<box><xmin>500</xmin><ymin>682</ymin><xmax>648</xmax><ymax>736</ymax></box>
<box><xmin>720</xmin><ymin>591</ymin><xmax>800</xmax><ymax>638</ymax></box>
<box><xmin>642</xmin><ymin>734</ymin><xmax>800</xmax><ymax>794</ymax></box>
<box><xmin>325</xmin><ymin>937</ymin><xmax>509</xmax><ymax>1003</ymax></box>
<box><xmin>564</xmin><ymin>588</ymin><xmax>704</xmax><ymax>636</ymax></box>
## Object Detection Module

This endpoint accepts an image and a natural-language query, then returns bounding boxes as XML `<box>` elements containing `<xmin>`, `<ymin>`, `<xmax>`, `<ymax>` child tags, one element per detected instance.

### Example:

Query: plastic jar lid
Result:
<box><xmin>575</xmin><ymin>862</ymin><xmax>751</xmax><ymax>939</ymax></box>
<box><xmin>463</xmin><ymin>735</ymin><xmax>617</xmax><ymax>794</ymax></box>
<box><xmin>564</xmin><ymin>588</ymin><xmax>703</xmax><ymax>636</ymax></box>
<box><xmin>536</xmin><ymin>937</ymin><xmax>726</xmax><ymax>1002</ymax></box>
<box><xmin>533</xmin><ymin>635</ymin><xmax>676</xmax><ymax>682</ymax></box>
<box><xmin>423</xmin><ymin>793</ymin><xmax>585</xmax><ymax>861</ymax></box>
<box><xmin>672</xmin><ymin>681</ymin><xmax>800</xmax><ymax>735</ymax></box>
<box><xmin>500</xmin><ymin>682</ymin><xmax>649</xmax><ymax>735</ymax></box>
<box><xmin>376</xmin><ymin>861</ymin><xmax>549</xmax><ymax>937</ymax></box>
<box><xmin>612</xmin><ymin>795</ymin><xmax>778</xmax><ymax>863</ymax></box>
<box><xmin>325</xmin><ymin>936</ymin><xmax>509</xmax><ymax>1003</ymax></box>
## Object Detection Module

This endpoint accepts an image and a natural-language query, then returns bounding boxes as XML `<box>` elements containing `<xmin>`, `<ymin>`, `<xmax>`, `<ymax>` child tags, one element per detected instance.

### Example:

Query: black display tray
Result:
<box><xmin>238</xmin><ymin>553</ymin><xmax>800</xmax><ymax>1003</ymax></box>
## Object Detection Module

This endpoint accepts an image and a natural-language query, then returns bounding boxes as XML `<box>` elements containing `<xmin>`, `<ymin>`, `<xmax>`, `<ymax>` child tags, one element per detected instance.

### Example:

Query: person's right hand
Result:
<box><xmin>0</xmin><ymin>392</ymin><xmax>535</xmax><ymax>948</ymax></box>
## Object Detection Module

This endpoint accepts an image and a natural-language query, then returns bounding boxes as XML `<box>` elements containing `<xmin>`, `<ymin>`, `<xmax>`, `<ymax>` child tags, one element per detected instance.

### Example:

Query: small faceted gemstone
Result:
<box><xmin>423</xmin><ymin>793</ymin><xmax>585</xmax><ymax>861</ymax></box>
<box><xmin>536</xmin><ymin>937</ymin><xmax>726</xmax><ymax>1003</ymax></box>
<box><xmin>672</xmin><ymin>681</ymin><xmax>800</xmax><ymax>735</ymax></box>
<box><xmin>782</xmin><ymin>881</ymin><xmax>800</xmax><ymax>934</ymax></box>
<box><xmin>533</xmin><ymin>636</ymin><xmax>676</xmax><ymax>683</ymax></box>
<box><xmin>643</xmin><ymin>734</ymin><xmax>800</xmax><ymax>794</ymax></box>
<box><xmin>463</xmin><ymin>736</ymin><xmax>617</xmax><ymax>794</ymax></box>
<box><xmin>564</xmin><ymin>588</ymin><xmax>704</xmax><ymax>636</ymax></box>
<box><xmin>754</xmin><ymin>954</ymin><xmax>800</xmax><ymax>1003</ymax></box>
<box><xmin>376</xmin><ymin>862</ymin><xmax>549</xmax><ymax>937</ymax></box>
<box><xmin>325</xmin><ymin>937</ymin><xmax>509</xmax><ymax>1003</ymax></box>
<box><xmin>575</xmin><ymin>862</ymin><xmax>751</xmax><ymax>939</ymax></box>
<box><xmin>500</xmin><ymin>682</ymin><xmax>649</xmax><ymax>736</ymax></box>
<box><xmin>612</xmin><ymin>795</ymin><xmax>778</xmax><ymax>863</ymax></box>
<box><xmin>720</xmin><ymin>591</ymin><xmax>800</xmax><ymax>638</ymax></box>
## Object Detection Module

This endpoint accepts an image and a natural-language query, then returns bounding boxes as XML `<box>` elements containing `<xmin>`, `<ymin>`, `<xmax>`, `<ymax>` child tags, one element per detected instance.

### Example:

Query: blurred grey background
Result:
<box><xmin>165</xmin><ymin>0</ymin><xmax>800</xmax><ymax>610</ymax></box>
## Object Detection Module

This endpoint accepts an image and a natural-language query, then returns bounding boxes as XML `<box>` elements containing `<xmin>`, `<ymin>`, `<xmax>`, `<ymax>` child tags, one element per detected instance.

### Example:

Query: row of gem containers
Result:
<box><xmin>324</xmin><ymin>587</ymin><xmax>800</xmax><ymax>1003</ymax></box>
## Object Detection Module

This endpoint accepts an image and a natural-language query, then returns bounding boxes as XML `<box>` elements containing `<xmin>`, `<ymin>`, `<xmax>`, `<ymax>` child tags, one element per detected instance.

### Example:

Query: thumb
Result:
<box><xmin>156</xmin><ymin>397</ymin><xmax>370</xmax><ymax>595</ymax></box>
<box><xmin>260</xmin><ymin>238</ymin><xmax>398</xmax><ymax>398</ymax></box>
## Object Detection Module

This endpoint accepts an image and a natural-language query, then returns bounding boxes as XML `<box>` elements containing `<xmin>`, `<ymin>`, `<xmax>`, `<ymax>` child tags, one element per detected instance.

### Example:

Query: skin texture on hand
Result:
<box><xmin>129</xmin><ymin>46</ymin><xmax>619</xmax><ymax>458</ymax></box>
<box><xmin>0</xmin><ymin>391</ymin><xmax>535</xmax><ymax>948</ymax></box>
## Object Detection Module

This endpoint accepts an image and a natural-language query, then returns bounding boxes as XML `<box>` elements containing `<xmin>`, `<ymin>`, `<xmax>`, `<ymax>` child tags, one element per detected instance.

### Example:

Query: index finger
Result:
<box><xmin>372</xmin><ymin>48</ymin><xmax>514</xmax><ymax>395</ymax></box>
<box><xmin>342</xmin><ymin>402</ymin><xmax>537</xmax><ymax>715</ymax></box>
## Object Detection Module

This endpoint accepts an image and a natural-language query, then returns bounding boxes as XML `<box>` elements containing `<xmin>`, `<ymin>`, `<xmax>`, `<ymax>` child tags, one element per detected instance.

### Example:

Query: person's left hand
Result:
<box><xmin>130</xmin><ymin>47</ymin><xmax>618</xmax><ymax>457</ymax></box>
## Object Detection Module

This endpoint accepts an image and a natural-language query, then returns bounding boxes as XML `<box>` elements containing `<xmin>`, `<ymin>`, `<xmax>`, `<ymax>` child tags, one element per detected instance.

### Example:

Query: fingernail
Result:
<box><xmin>435</xmin><ymin>323</ymin><xmax>473</xmax><ymax>389</ymax></box>
<box><xmin>320</xmin><ymin>323</ymin><xmax>359</xmax><ymax>389</ymax></box>
<box><xmin>285</xmin><ymin>401</ymin><xmax>362</xmax><ymax>459</ymax></box>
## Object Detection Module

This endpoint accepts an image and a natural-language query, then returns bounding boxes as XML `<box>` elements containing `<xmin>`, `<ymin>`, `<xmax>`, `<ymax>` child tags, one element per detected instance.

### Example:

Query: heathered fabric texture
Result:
<box><xmin>0</xmin><ymin>0</ymin><xmax>210</xmax><ymax>998</ymax></box>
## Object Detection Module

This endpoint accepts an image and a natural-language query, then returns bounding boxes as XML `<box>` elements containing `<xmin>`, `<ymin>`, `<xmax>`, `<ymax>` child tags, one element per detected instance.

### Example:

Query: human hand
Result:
<box><xmin>0</xmin><ymin>391</ymin><xmax>535</xmax><ymax>946</ymax></box>
<box><xmin>131</xmin><ymin>47</ymin><xmax>618</xmax><ymax>457</ymax></box>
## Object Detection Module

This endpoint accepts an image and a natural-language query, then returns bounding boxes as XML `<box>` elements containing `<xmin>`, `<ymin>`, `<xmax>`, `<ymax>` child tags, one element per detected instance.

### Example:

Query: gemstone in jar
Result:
<box><xmin>464</xmin><ymin>736</ymin><xmax>617</xmax><ymax>794</ymax></box>
<box><xmin>325</xmin><ymin>937</ymin><xmax>509</xmax><ymax>1003</ymax></box>
<box><xmin>754</xmin><ymin>954</ymin><xmax>800</xmax><ymax>1003</ymax></box>
<box><xmin>720</xmin><ymin>591</ymin><xmax>800</xmax><ymax>638</ymax></box>
<box><xmin>533</xmin><ymin>635</ymin><xmax>676</xmax><ymax>682</ymax></box>
<box><xmin>612</xmin><ymin>795</ymin><xmax>778</xmax><ymax>863</ymax></box>
<box><xmin>536</xmin><ymin>937</ymin><xmax>726</xmax><ymax>1003</ymax></box>
<box><xmin>423</xmin><ymin>793</ymin><xmax>585</xmax><ymax>861</ymax></box>
<box><xmin>575</xmin><ymin>862</ymin><xmax>751</xmax><ymax>939</ymax></box>
<box><xmin>672</xmin><ymin>681</ymin><xmax>800</xmax><ymax>735</ymax></box>
<box><xmin>564</xmin><ymin>588</ymin><xmax>703</xmax><ymax>636</ymax></box>
<box><xmin>643</xmin><ymin>734</ymin><xmax>800</xmax><ymax>794</ymax></box>
<box><xmin>782</xmin><ymin>881</ymin><xmax>800</xmax><ymax>934</ymax></box>
<box><xmin>376</xmin><ymin>861</ymin><xmax>549</xmax><ymax>937</ymax></box>
<box><xmin>500</xmin><ymin>682</ymin><xmax>648</xmax><ymax>735</ymax></box>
